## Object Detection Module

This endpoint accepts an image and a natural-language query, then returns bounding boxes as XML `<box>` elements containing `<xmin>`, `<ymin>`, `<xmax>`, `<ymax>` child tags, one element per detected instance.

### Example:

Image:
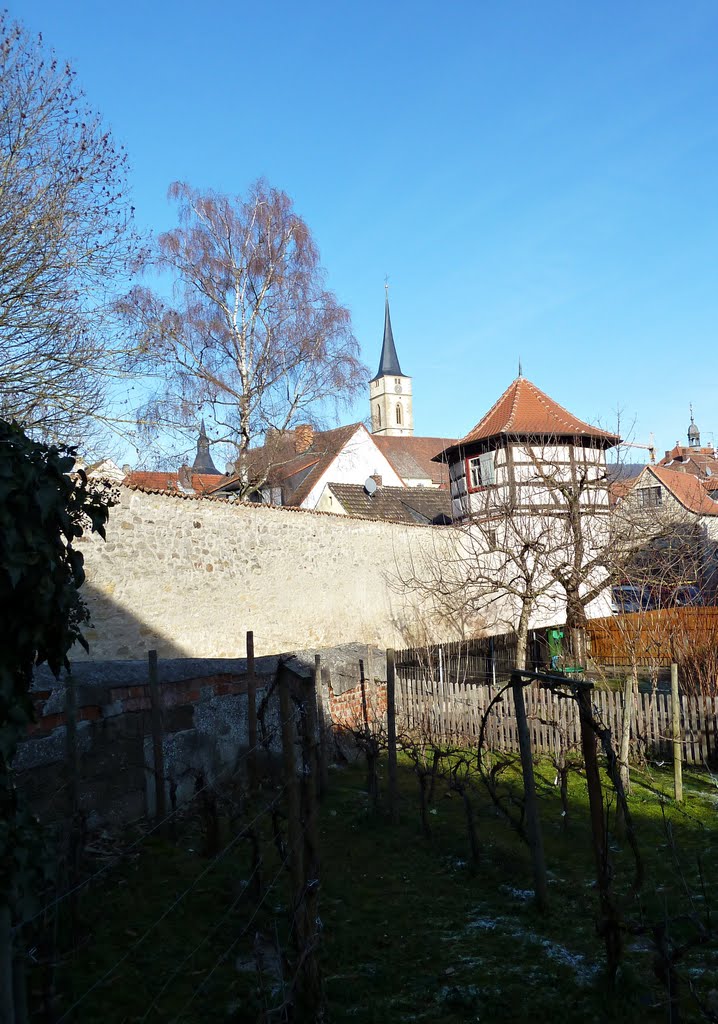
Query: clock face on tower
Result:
<box><xmin>394</xmin><ymin>382</ymin><xmax>403</xmax><ymax>394</ymax></box>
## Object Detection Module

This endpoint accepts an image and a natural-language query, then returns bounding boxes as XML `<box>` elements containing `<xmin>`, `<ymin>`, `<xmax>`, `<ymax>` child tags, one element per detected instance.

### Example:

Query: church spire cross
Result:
<box><xmin>371</xmin><ymin>284</ymin><xmax>403</xmax><ymax>380</ymax></box>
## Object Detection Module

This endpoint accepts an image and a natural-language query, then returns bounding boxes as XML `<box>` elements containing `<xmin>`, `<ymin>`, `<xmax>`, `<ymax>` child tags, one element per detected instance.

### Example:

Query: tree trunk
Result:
<box><xmin>565</xmin><ymin>591</ymin><xmax>588</xmax><ymax>668</ymax></box>
<box><xmin>516</xmin><ymin>601</ymin><xmax>531</xmax><ymax>671</ymax></box>
<box><xmin>619</xmin><ymin>664</ymin><xmax>637</xmax><ymax>795</ymax></box>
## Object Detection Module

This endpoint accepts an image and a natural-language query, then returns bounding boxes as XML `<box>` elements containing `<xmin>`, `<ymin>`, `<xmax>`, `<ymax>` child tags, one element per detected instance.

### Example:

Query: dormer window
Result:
<box><xmin>638</xmin><ymin>486</ymin><xmax>662</xmax><ymax>508</ymax></box>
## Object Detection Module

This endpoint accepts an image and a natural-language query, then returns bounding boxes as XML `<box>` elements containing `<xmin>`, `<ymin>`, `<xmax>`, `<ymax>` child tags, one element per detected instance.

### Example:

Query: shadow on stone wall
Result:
<box><xmin>73</xmin><ymin>580</ymin><xmax>191</xmax><ymax>661</ymax></box>
<box><xmin>16</xmin><ymin>566</ymin><xmax>385</xmax><ymax>831</ymax></box>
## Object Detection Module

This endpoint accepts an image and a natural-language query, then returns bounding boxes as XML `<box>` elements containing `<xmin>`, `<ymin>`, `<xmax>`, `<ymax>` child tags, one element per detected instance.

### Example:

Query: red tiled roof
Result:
<box><xmin>373</xmin><ymin>435</ymin><xmax>454</xmax><ymax>488</ymax></box>
<box><xmin>437</xmin><ymin>377</ymin><xmax>619</xmax><ymax>459</ymax></box>
<box><xmin>643</xmin><ymin>466</ymin><xmax>718</xmax><ymax>516</ymax></box>
<box><xmin>209</xmin><ymin>423</ymin><xmax>365</xmax><ymax>506</ymax></box>
<box><xmin>123</xmin><ymin>470</ymin><xmax>225</xmax><ymax>494</ymax></box>
<box><xmin>658</xmin><ymin>445</ymin><xmax>718</xmax><ymax>481</ymax></box>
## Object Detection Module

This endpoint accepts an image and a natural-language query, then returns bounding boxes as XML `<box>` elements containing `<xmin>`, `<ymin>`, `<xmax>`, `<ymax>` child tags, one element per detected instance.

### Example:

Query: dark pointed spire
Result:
<box><xmin>192</xmin><ymin>418</ymin><xmax>220</xmax><ymax>473</ymax></box>
<box><xmin>518</xmin><ymin>357</ymin><xmax>523</xmax><ymax>378</ymax></box>
<box><xmin>371</xmin><ymin>288</ymin><xmax>404</xmax><ymax>381</ymax></box>
<box><xmin>688</xmin><ymin>404</ymin><xmax>700</xmax><ymax>447</ymax></box>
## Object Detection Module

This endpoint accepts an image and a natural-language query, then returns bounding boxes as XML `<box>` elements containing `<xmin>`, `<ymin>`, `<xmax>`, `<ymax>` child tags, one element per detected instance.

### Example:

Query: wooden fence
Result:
<box><xmin>395</xmin><ymin>674</ymin><xmax>718</xmax><ymax>766</ymax></box>
<box><xmin>587</xmin><ymin>606</ymin><xmax>718</xmax><ymax>668</ymax></box>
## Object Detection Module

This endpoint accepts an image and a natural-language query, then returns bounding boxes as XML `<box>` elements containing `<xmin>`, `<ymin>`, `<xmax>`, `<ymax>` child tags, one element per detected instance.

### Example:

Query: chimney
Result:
<box><xmin>178</xmin><ymin>464</ymin><xmax>193</xmax><ymax>491</ymax></box>
<box><xmin>294</xmin><ymin>424</ymin><xmax>314</xmax><ymax>453</ymax></box>
<box><xmin>370</xmin><ymin>473</ymin><xmax>383</xmax><ymax>488</ymax></box>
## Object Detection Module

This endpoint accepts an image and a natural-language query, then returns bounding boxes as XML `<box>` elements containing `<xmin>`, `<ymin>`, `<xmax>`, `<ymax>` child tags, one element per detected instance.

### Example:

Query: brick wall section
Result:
<box><xmin>26</xmin><ymin>673</ymin><xmax>252</xmax><ymax>736</ymax></box>
<box><xmin>15</xmin><ymin>646</ymin><xmax>388</xmax><ymax>828</ymax></box>
<box><xmin>328</xmin><ymin>680</ymin><xmax>388</xmax><ymax>730</ymax></box>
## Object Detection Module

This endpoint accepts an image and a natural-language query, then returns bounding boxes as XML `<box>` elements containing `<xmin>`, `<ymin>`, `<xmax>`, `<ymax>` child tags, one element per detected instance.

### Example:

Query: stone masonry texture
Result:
<box><xmin>74</xmin><ymin>487</ymin><xmax>452</xmax><ymax>661</ymax></box>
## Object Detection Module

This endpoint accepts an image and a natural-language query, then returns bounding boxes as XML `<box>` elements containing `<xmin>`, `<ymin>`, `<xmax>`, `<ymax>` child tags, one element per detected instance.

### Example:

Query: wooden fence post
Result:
<box><xmin>0</xmin><ymin>903</ymin><xmax>13</xmax><ymax>1024</ymax></box>
<box><xmin>671</xmin><ymin>662</ymin><xmax>683</xmax><ymax>803</ymax></box>
<box><xmin>576</xmin><ymin>685</ymin><xmax>622</xmax><ymax>976</ymax></box>
<box><xmin>386</xmin><ymin>649</ymin><xmax>398</xmax><ymax>825</ymax></box>
<box><xmin>246</xmin><ymin>630</ymin><xmax>257</xmax><ymax>798</ymax></box>
<box><xmin>511</xmin><ymin>674</ymin><xmax>547</xmax><ymax>910</ymax></box>
<box><xmin>314</xmin><ymin>655</ymin><xmax>329</xmax><ymax>797</ymax></box>
<box><xmin>278</xmin><ymin>664</ymin><xmax>305</xmax><ymax>949</ymax></box>
<box><xmin>64</xmin><ymin>672</ymin><xmax>83</xmax><ymax>946</ymax></box>
<box><xmin>147</xmin><ymin>650</ymin><xmax>166</xmax><ymax>828</ymax></box>
<box><xmin>298</xmin><ymin>671</ymin><xmax>324</xmax><ymax>1017</ymax></box>
<box><xmin>65</xmin><ymin>672</ymin><xmax>79</xmax><ymax>818</ymax></box>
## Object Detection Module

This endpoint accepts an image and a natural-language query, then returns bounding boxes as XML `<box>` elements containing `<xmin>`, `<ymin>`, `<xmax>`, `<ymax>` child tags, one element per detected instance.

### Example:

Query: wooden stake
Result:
<box><xmin>386</xmin><ymin>649</ymin><xmax>398</xmax><ymax>825</ymax></box>
<box><xmin>278</xmin><ymin>664</ymin><xmax>305</xmax><ymax>948</ymax></box>
<box><xmin>247</xmin><ymin>631</ymin><xmax>257</xmax><ymax>798</ymax></box>
<box><xmin>148</xmin><ymin>650</ymin><xmax>166</xmax><ymax>827</ymax></box>
<box><xmin>0</xmin><ymin>904</ymin><xmax>14</xmax><ymax>1024</ymax></box>
<box><xmin>512</xmin><ymin>675</ymin><xmax>548</xmax><ymax>910</ymax></box>
<box><xmin>315</xmin><ymin>655</ymin><xmax>329</xmax><ymax>797</ymax></box>
<box><xmin>65</xmin><ymin>673</ymin><xmax>79</xmax><ymax>818</ymax></box>
<box><xmin>671</xmin><ymin>663</ymin><xmax>683</xmax><ymax>803</ymax></box>
<box><xmin>298</xmin><ymin>671</ymin><xmax>324</xmax><ymax>1016</ymax></box>
<box><xmin>577</xmin><ymin>685</ymin><xmax>622</xmax><ymax>979</ymax></box>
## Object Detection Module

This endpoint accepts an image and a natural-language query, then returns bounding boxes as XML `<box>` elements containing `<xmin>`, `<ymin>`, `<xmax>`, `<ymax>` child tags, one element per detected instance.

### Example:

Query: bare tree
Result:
<box><xmin>121</xmin><ymin>180</ymin><xmax>367</xmax><ymax>477</ymax></box>
<box><xmin>0</xmin><ymin>15</ymin><xmax>142</xmax><ymax>447</ymax></box>
<box><xmin>396</xmin><ymin>434</ymin><xmax>616</xmax><ymax>674</ymax></box>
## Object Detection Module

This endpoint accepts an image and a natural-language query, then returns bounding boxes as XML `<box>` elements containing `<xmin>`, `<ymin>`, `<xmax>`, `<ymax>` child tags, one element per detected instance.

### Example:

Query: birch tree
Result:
<box><xmin>122</xmin><ymin>181</ymin><xmax>367</xmax><ymax>469</ymax></box>
<box><xmin>0</xmin><ymin>14</ymin><xmax>141</xmax><ymax>447</ymax></box>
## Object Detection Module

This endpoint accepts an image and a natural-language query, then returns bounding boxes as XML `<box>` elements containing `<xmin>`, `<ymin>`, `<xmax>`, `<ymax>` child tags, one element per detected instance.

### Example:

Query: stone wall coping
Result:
<box><xmin>119</xmin><ymin>482</ymin><xmax>442</xmax><ymax>530</ymax></box>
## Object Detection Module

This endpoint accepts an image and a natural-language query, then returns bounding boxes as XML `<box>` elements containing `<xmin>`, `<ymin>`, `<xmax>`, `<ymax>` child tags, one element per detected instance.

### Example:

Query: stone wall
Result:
<box><xmin>75</xmin><ymin>486</ymin><xmax>452</xmax><ymax>661</ymax></box>
<box><xmin>17</xmin><ymin>646</ymin><xmax>386</xmax><ymax>828</ymax></box>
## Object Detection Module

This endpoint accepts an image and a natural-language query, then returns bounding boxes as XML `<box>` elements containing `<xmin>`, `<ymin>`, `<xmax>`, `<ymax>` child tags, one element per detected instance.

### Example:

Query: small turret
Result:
<box><xmin>192</xmin><ymin>419</ymin><xmax>220</xmax><ymax>473</ymax></box>
<box><xmin>688</xmin><ymin>406</ymin><xmax>700</xmax><ymax>448</ymax></box>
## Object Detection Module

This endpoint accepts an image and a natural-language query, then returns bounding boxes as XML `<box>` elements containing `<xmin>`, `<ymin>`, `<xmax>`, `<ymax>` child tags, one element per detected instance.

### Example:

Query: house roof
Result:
<box><xmin>325</xmin><ymin>483</ymin><xmax>452</xmax><ymax>524</ymax></box>
<box><xmin>435</xmin><ymin>376</ymin><xmax>620</xmax><ymax>460</ymax></box>
<box><xmin>606</xmin><ymin>463</ymin><xmax>647</xmax><ymax>505</ymax></box>
<box><xmin>370</xmin><ymin>295</ymin><xmax>405</xmax><ymax>381</ymax></box>
<box><xmin>210</xmin><ymin>423</ymin><xmax>365</xmax><ymax>506</ymax></box>
<box><xmin>373</xmin><ymin>435</ymin><xmax>453</xmax><ymax>488</ymax></box>
<box><xmin>640</xmin><ymin>466</ymin><xmax>718</xmax><ymax>517</ymax></box>
<box><xmin>658</xmin><ymin>444</ymin><xmax>718</xmax><ymax>483</ymax></box>
<box><xmin>123</xmin><ymin>470</ymin><xmax>225</xmax><ymax>494</ymax></box>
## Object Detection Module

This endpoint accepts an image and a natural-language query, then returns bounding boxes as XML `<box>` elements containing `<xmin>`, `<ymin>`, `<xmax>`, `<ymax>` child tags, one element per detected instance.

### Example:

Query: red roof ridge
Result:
<box><xmin>118</xmin><ymin>482</ymin><xmax>440</xmax><ymax>527</ymax></box>
<box><xmin>506</xmin><ymin>378</ymin><xmax>522</xmax><ymax>431</ymax></box>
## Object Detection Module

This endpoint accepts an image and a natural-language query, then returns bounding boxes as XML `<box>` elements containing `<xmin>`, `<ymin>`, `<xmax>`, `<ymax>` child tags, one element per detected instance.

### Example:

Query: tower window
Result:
<box><xmin>467</xmin><ymin>453</ymin><xmax>496</xmax><ymax>489</ymax></box>
<box><xmin>376</xmin><ymin>404</ymin><xmax>381</xmax><ymax>428</ymax></box>
<box><xmin>396</xmin><ymin>404</ymin><xmax>402</xmax><ymax>426</ymax></box>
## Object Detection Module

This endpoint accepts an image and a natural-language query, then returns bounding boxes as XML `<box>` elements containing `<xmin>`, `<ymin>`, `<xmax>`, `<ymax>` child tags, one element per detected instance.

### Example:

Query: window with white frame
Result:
<box><xmin>468</xmin><ymin>453</ymin><xmax>495</xmax><ymax>488</ymax></box>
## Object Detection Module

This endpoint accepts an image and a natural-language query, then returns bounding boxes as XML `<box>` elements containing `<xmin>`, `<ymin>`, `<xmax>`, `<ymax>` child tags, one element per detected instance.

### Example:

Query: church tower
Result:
<box><xmin>369</xmin><ymin>290</ymin><xmax>413</xmax><ymax>437</ymax></box>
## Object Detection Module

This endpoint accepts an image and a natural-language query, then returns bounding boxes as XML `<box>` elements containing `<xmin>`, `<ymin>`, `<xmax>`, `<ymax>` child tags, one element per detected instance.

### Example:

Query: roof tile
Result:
<box><xmin>438</xmin><ymin>377</ymin><xmax>619</xmax><ymax>458</ymax></box>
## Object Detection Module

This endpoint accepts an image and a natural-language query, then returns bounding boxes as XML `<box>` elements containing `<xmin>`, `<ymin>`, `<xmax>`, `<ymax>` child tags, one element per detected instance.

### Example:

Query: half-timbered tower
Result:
<box><xmin>369</xmin><ymin>294</ymin><xmax>413</xmax><ymax>437</ymax></box>
<box><xmin>435</xmin><ymin>376</ymin><xmax>619</xmax><ymax>522</ymax></box>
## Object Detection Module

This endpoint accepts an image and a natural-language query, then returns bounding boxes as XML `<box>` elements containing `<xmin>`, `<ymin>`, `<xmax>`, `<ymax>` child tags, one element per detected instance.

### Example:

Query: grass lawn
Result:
<box><xmin>37</xmin><ymin>755</ymin><xmax>718</xmax><ymax>1022</ymax></box>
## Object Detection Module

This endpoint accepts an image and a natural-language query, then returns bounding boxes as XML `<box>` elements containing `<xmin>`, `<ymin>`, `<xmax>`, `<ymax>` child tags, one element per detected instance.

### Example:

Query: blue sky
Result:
<box><xmin>15</xmin><ymin>0</ymin><xmax>718</xmax><ymax>459</ymax></box>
